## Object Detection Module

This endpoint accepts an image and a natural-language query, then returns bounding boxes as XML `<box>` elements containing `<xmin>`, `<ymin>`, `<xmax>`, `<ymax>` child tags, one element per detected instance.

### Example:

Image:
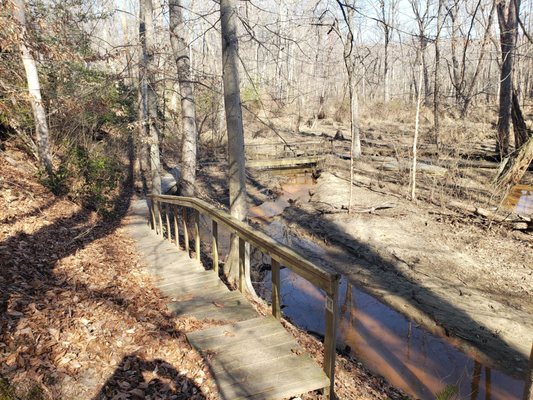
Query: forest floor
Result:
<box><xmin>195</xmin><ymin>110</ymin><xmax>533</xmax><ymax>382</ymax></box>
<box><xmin>0</xmin><ymin>143</ymin><xmax>407</xmax><ymax>399</ymax></box>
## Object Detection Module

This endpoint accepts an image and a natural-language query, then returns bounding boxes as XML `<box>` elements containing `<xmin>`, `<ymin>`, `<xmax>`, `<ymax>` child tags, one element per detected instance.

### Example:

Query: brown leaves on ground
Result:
<box><xmin>0</xmin><ymin>149</ymin><xmax>218</xmax><ymax>399</ymax></box>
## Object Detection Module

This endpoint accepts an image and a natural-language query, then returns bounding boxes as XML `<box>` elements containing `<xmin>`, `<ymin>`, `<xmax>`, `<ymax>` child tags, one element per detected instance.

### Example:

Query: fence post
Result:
<box><xmin>271</xmin><ymin>259</ymin><xmax>281</xmax><ymax>320</ymax></box>
<box><xmin>173</xmin><ymin>205</ymin><xmax>179</xmax><ymax>247</ymax></box>
<box><xmin>323</xmin><ymin>277</ymin><xmax>340</xmax><ymax>399</ymax></box>
<box><xmin>157</xmin><ymin>200</ymin><xmax>163</xmax><ymax>237</ymax></box>
<box><xmin>194</xmin><ymin>210</ymin><xmax>200</xmax><ymax>261</ymax></box>
<box><xmin>149</xmin><ymin>199</ymin><xmax>156</xmax><ymax>231</ymax></box>
<box><xmin>183</xmin><ymin>207</ymin><xmax>190</xmax><ymax>255</ymax></box>
<box><xmin>165</xmin><ymin>203</ymin><xmax>171</xmax><ymax>243</ymax></box>
<box><xmin>212</xmin><ymin>220</ymin><xmax>219</xmax><ymax>273</ymax></box>
<box><xmin>238</xmin><ymin>237</ymin><xmax>245</xmax><ymax>293</ymax></box>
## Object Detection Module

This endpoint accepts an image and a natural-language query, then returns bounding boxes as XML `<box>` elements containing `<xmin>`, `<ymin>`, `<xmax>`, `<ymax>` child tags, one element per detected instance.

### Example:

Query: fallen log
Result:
<box><xmin>495</xmin><ymin>135</ymin><xmax>533</xmax><ymax>188</ymax></box>
<box><xmin>448</xmin><ymin>200</ymin><xmax>531</xmax><ymax>230</ymax></box>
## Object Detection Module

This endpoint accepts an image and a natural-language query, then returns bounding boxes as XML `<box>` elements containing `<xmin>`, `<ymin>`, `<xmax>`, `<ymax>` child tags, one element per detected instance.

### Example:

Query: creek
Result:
<box><xmin>247</xmin><ymin>170</ymin><xmax>525</xmax><ymax>400</ymax></box>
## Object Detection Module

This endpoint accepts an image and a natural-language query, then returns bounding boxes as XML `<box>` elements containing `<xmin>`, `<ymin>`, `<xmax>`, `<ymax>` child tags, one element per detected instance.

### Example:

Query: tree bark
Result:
<box><xmin>497</xmin><ymin>0</ymin><xmax>521</xmax><ymax>158</ymax></box>
<box><xmin>140</xmin><ymin>0</ymin><xmax>161</xmax><ymax>195</ymax></box>
<box><xmin>220</xmin><ymin>0</ymin><xmax>248</xmax><ymax>285</ymax></box>
<box><xmin>13</xmin><ymin>0</ymin><xmax>53</xmax><ymax>178</ymax></box>
<box><xmin>169</xmin><ymin>0</ymin><xmax>198</xmax><ymax>197</ymax></box>
<box><xmin>433</xmin><ymin>0</ymin><xmax>443</xmax><ymax>146</ymax></box>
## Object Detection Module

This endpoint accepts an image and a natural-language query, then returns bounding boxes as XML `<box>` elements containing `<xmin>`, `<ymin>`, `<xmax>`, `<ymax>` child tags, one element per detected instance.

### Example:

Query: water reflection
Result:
<box><xmin>250</xmin><ymin>172</ymin><xmax>525</xmax><ymax>400</ymax></box>
<box><xmin>503</xmin><ymin>185</ymin><xmax>533</xmax><ymax>215</ymax></box>
<box><xmin>258</xmin><ymin>269</ymin><xmax>524</xmax><ymax>400</ymax></box>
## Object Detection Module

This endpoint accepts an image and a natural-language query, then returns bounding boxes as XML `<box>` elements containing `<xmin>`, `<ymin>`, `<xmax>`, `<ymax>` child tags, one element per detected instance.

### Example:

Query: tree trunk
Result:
<box><xmin>497</xmin><ymin>0</ymin><xmax>521</xmax><ymax>158</ymax></box>
<box><xmin>433</xmin><ymin>0</ymin><xmax>443</xmax><ymax>146</ymax></box>
<box><xmin>511</xmin><ymin>89</ymin><xmax>530</xmax><ymax>148</ymax></box>
<box><xmin>13</xmin><ymin>0</ymin><xmax>53</xmax><ymax>178</ymax></box>
<box><xmin>140</xmin><ymin>0</ymin><xmax>161</xmax><ymax>195</ymax></box>
<box><xmin>411</xmin><ymin>63</ymin><xmax>423</xmax><ymax>201</ymax></box>
<box><xmin>169</xmin><ymin>0</ymin><xmax>198</xmax><ymax>197</ymax></box>
<box><xmin>220</xmin><ymin>0</ymin><xmax>248</xmax><ymax>285</ymax></box>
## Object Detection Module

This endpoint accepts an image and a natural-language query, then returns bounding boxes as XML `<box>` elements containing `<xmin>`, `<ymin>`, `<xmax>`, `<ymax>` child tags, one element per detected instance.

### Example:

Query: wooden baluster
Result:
<box><xmin>157</xmin><ymin>201</ymin><xmax>163</xmax><ymax>237</ymax></box>
<box><xmin>183</xmin><ymin>207</ymin><xmax>190</xmax><ymax>255</ymax></box>
<box><xmin>194</xmin><ymin>210</ymin><xmax>200</xmax><ymax>262</ymax></box>
<box><xmin>150</xmin><ymin>200</ymin><xmax>156</xmax><ymax>231</ymax></box>
<box><xmin>212</xmin><ymin>220</ymin><xmax>219</xmax><ymax>274</ymax></box>
<box><xmin>238</xmin><ymin>237</ymin><xmax>245</xmax><ymax>293</ymax></box>
<box><xmin>271</xmin><ymin>258</ymin><xmax>281</xmax><ymax>320</ymax></box>
<box><xmin>165</xmin><ymin>203</ymin><xmax>171</xmax><ymax>243</ymax></box>
<box><xmin>173</xmin><ymin>205</ymin><xmax>179</xmax><ymax>247</ymax></box>
<box><xmin>323</xmin><ymin>277</ymin><xmax>340</xmax><ymax>400</ymax></box>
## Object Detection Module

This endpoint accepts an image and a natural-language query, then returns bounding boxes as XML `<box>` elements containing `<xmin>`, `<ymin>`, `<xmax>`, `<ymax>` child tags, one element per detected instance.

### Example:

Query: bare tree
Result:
<box><xmin>336</xmin><ymin>0</ymin><xmax>362</xmax><ymax>212</ymax></box>
<box><xmin>169</xmin><ymin>0</ymin><xmax>198</xmax><ymax>197</ymax></box>
<box><xmin>13</xmin><ymin>0</ymin><xmax>53</xmax><ymax>178</ymax></box>
<box><xmin>496</xmin><ymin>0</ymin><xmax>521</xmax><ymax>158</ymax></box>
<box><xmin>220</xmin><ymin>0</ymin><xmax>248</xmax><ymax>285</ymax></box>
<box><xmin>377</xmin><ymin>0</ymin><xmax>399</xmax><ymax>103</ymax></box>
<box><xmin>140</xmin><ymin>0</ymin><xmax>161</xmax><ymax>194</ymax></box>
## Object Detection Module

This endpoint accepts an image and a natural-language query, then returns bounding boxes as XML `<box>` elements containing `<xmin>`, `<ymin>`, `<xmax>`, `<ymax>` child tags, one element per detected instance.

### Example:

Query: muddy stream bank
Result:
<box><xmin>245</xmin><ymin>171</ymin><xmax>526</xmax><ymax>400</ymax></box>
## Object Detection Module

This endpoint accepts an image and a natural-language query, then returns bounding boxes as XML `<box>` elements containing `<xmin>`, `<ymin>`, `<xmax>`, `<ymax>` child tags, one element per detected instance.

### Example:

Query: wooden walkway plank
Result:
<box><xmin>125</xmin><ymin>199</ymin><xmax>330</xmax><ymax>400</ymax></box>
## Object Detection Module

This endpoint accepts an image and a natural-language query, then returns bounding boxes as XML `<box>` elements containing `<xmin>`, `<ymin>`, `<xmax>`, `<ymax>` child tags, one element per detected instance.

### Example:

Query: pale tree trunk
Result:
<box><xmin>169</xmin><ymin>0</ymin><xmax>198</xmax><ymax>197</ymax></box>
<box><xmin>497</xmin><ymin>0</ymin><xmax>521</xmax><ymax>158</ymax></box>
<box><xmin>140</xmin><ymin>0</ymin><xmax>161</xmax><ymax>195</ymax></box>
<box><xmin>411</xmin><ymin>63</ymin><xmax>423</xmax><ymax>201</ymax></box>
<box><xmin>220</xmin><ymin>0</ymin><xmax>249</xmax><ymax>286</ymax></box>
<box><xmin>13</xmin><ymin>0</ymin><xmax>53</xmax><ymax>178</ymax></box>
<box><xmin>433</xmin><ymin>0</ymin><xmax>443</xmax><ymax>146</ymax></box>
<box><xmin>338</xmin><ymin>2</ymin><xmax>362</xmax><ymax>211</ymax></box>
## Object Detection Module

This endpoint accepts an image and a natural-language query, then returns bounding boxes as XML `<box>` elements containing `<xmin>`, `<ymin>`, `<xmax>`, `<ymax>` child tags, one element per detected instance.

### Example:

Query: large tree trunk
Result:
<box><xmin>13</xmin><ymin>0</ymin><xmax>53</xmax><ymax>178</ymax></box>
<box><xmin>220</xmin><ymin>0</ymin><xmax>248</xmax><ymax>285</ymax></box>
<box><xmin>137</xmin><ymin>2</ymin><xmax>150</xmax><ymax>194</ymax></box>
<box><xmin>433</xmin><ymin>0</ymin><xmax>443</xmax><ymax>146</ymax></box>
<box><xmin>496</xmin><ymin>0</ymin><xmax>521</xmax><ymax>159</ymax></box>
<box><xmin>140</xmin><ymin>0</ymin><xmax>161</xmax><ymax>195</ymax></box>
<box><xmin>169</xmin><ymin>0</ymin><xmax>198</xmax><ymax>197</ymax></box>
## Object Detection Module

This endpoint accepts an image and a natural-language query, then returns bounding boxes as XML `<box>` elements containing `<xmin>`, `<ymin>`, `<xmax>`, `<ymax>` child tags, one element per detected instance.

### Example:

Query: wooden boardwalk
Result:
<box><xmin>125</xmin><ymin>199</ymin><xmax>330</xmax><ymax>400</ymax></box>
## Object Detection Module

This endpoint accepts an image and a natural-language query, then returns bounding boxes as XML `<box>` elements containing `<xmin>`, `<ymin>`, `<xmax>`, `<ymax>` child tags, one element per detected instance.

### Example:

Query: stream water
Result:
<box><xmin>247</xmin><ymin>172</ymin><xmax>525</xmax><ymax>400</ymax></box>
<box><xmin>503</xmin><ymin>185</ymin><xmax>533</xmax><ymax>216</ymax></box>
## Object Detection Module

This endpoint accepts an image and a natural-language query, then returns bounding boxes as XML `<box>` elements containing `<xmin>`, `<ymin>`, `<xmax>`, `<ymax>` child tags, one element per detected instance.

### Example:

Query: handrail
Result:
<box><xmin>150</xmin><ymin>194</ymin><xmax>339</xmax><ymax>292</ymax></box>
<box><xmin>147</xmin><ymin>193</ymin><xmax>340</xmax><ymax>398</ymax></box>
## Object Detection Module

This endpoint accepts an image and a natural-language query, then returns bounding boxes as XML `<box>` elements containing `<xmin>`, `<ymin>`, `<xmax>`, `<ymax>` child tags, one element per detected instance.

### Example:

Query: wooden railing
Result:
<box><xmin>148</xmin><ymin>194</ymin><xmax>340</xmax><ymax>398</ymax></box>
<box><xmin>245</xmin><ymin>139</ymin><xmax>334</xmax><ymax>160</ymax></box>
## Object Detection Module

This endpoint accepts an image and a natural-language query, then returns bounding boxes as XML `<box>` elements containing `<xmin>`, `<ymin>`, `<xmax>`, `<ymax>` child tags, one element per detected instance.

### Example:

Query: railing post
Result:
<box><xmin>183</xmin><ymin>207</ymin><xmax>190</xmax><ymax>255</ymax></box>
<box><xmin>238</xmin><ymin>237</ymin><xmax>245</xmax><ymax>293</ymax></box>
<box><xmin>157</xmin><ymin>200</ymin><xmax>163</xmax><ymax>237</ymax></box>
<box><xmin>271</xmin><ymin>259</ymin><xmax>281</xmax><ymax>320</ymax></box>
<box><xmin>323</xmin><ymin>277</ymin><xmax>340</xmax><ymax>399</ymax></box>
<box><xmin>173</xmin><ymin>205</ymin><xmax>179</xmax><ymax>247</ymax></box>
<box><xmin>165</xmin><ymin>203</ymin><xmax>171</xmax><ymax>243</ymax></box>
<box><xmin>194</xmin><ymin>210</ymin><xmax>200</xmax><ymax>262</ymax></box>
<box><xmin>149</xmin><ymin>199</ymin><xmax>156</xmax><ymax>231</ymax></box>
<box><xmin>212</xmin><ymin>220</ymin><xmax>219</xmax><ymax>274</ymax></box>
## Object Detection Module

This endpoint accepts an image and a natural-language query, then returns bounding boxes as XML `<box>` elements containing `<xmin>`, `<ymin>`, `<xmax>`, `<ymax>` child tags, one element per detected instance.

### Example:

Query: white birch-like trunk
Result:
<box><xmin>13</xmin><ymin>0</ymin><xmax>53</xmax><ymax>177</ymax></box>
<box><xmin>411</xmin><ymin>64</ymin><xmax>423</xmax><ymax>201</ymax></box>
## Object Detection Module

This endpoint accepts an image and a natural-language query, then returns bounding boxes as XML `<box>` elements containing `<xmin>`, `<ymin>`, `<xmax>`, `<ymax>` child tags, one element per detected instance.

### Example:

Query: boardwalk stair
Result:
<box><xmin>126</xmin><ymin>198</ymin><xmax>339</xmax><ymax>400</ymax></box>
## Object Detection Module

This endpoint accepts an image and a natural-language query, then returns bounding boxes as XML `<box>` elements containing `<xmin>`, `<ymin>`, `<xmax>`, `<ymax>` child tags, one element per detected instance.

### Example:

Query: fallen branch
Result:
<box><xmin>448</xmin><ymin>200</ymin><xmax>531</xmax><ymax>230</ymax></box>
